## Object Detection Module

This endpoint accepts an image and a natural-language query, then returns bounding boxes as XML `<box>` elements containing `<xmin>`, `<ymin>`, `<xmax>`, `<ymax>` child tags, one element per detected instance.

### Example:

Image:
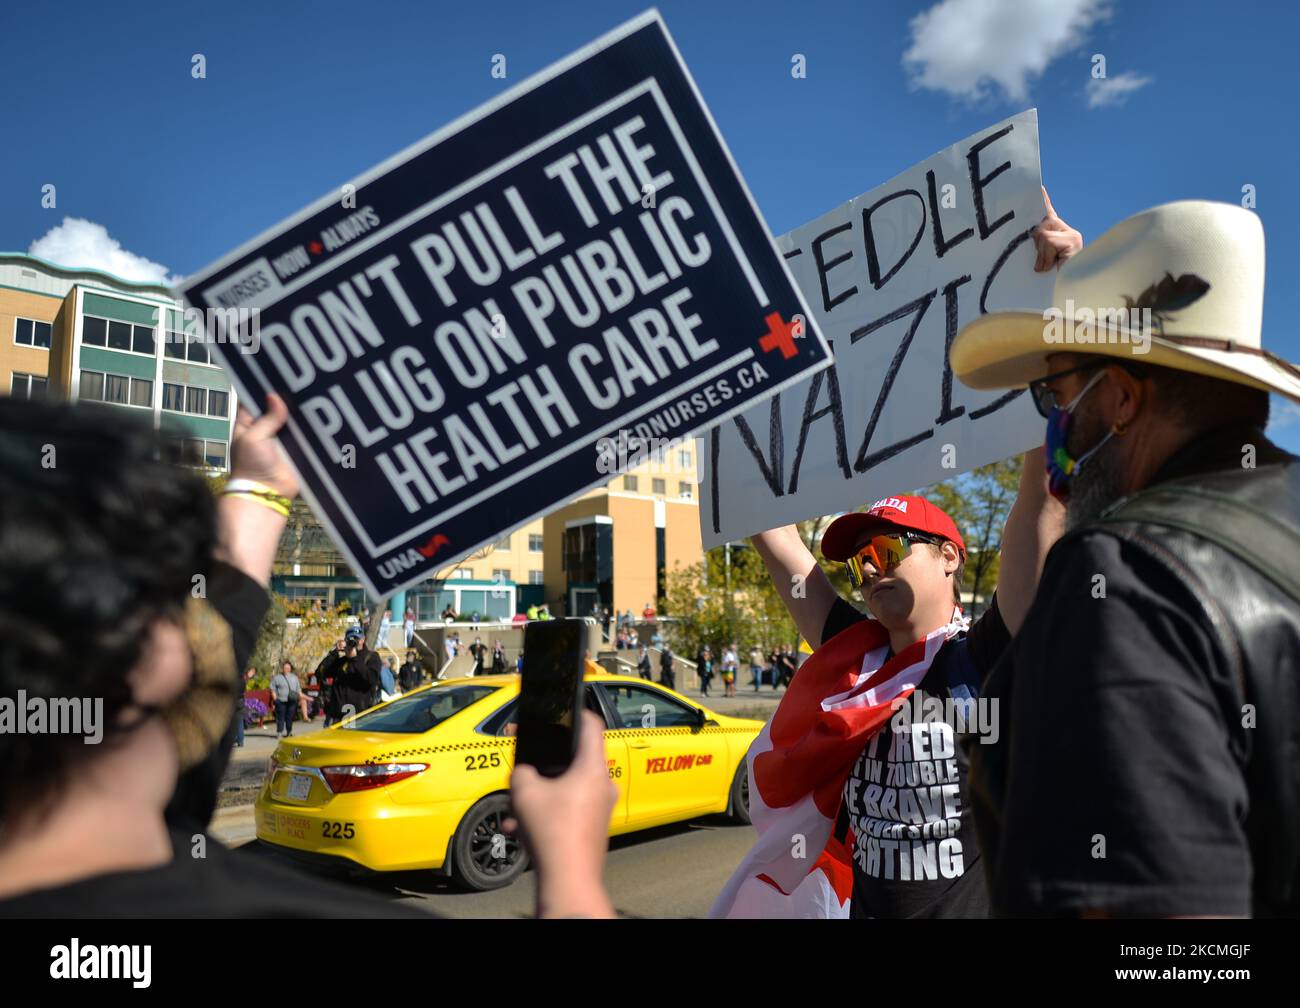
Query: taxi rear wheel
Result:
<box><xmin>450</xmin><ymin>794</ymin><xmax>529</xmax><ymax>891</ymax></box>
<box><xmin>728</xmin><ymin>762</ymin><xmax>751</xmax><ymax>824</ymax></box>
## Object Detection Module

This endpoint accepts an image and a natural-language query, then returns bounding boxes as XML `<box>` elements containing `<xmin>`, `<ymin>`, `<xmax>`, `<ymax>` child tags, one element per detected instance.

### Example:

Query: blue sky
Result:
<box><xmin>3</xmin><ymin>0</ymin><xmax>1297</xmax><ymax>448</ymax></box>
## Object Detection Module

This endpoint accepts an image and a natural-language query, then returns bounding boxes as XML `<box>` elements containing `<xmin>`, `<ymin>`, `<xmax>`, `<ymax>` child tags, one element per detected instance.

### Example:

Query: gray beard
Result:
<box><xmin>1065</xmin><ymin>434</ymin><xmax>1125</xmax><ymax>531</ymax></box>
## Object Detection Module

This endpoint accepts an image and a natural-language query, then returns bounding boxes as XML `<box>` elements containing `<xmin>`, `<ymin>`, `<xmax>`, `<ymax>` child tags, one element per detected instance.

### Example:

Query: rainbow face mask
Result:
<box><xmin>1044</xmin><ymin>370</ymin><xmax>1114</xmax><ymax>502</ymax></box>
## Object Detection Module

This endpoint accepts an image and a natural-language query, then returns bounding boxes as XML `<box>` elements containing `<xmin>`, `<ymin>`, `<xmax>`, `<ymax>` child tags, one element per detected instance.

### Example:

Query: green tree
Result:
<box><xmin>662</xmin><ymin>545</ymin><xmax>797</xmax><ymax>660</ymax></box>
<box><xmin>928</xmin><ymin>456</ymin><xmax>1024</xmax><ymax>612</ymax></box>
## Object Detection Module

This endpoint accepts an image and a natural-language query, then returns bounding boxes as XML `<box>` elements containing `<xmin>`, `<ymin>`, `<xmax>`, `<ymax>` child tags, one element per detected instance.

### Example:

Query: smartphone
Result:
<box><xmin>515</xmin><ymin>618</ymin><xmax>586</xmax><ymax>777</ymax></box>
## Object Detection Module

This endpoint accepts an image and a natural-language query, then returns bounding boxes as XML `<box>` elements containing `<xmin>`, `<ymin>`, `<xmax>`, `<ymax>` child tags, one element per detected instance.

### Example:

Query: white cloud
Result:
<box><xmin>1268</xmin><ymin>396</ymin><xmax>1300</xmax><ymax>431</ymax></box>
<box><xmin>904</xmin><ymin>0</ymin><xmax>1110</xmax><ymax>103</ymax></box>
<box><xmin>1085</xmin><ymin>69</ymin><xmax>1153</xmax><ymax>108</ymax></box>
<box><xmin>28</xmin><ymin>217</ymin><xmax>180</xmax><ymax>287</ymax></box>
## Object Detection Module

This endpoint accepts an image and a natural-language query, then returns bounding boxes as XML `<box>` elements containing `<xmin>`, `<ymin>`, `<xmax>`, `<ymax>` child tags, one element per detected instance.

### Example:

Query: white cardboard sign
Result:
<box><xmin>699</xmin><ymin>110</ymin><xmax>1053</xmax><ymax>547</ymax></box>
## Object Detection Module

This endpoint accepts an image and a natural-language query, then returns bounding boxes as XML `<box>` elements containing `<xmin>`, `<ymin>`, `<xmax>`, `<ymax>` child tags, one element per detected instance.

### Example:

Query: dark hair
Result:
<box><xmin>0</xmin><ymin>398</ymin><xmax>216</xmax><ymax>826</ymax></box>
<box><xmin>925</xmin><ymin>541</ymin><xmax>965</xmax><ymax>606</ymax></box>
<box><xmin>1146</xmin><ymin>365</ymin><xmax>1269</xmax><ymax>431</ymax></box>
<box><xmin>1085</xmin><ymin>357</ymin><xmax>1270</xmax><ymax>431</ymax></box>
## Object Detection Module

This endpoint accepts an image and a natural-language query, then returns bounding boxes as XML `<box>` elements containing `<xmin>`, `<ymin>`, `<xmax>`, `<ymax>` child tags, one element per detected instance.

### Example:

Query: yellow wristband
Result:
<box><xmin>225</xmin><ymin>491</ymin><xmax>290</xmax><ymax>518</ymax></box>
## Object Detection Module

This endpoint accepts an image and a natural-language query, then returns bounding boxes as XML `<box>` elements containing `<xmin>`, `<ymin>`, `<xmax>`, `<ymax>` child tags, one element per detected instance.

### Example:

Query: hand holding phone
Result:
<box><xmin>515</xmin><ymin>618</ymin><xmax>586</xmax><ymax>777</ymax></box>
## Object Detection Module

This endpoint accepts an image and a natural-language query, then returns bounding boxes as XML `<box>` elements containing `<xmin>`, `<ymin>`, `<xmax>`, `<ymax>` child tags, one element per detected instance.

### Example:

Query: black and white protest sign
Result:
<box><xmin>178</xmin><ymin>10</ymin><xmax>829</xmax><ymax>596</ymax></box>
<box><xmin>699</xmin><ymin>111</ymin><xmax>1052</xmax><ymax>548</ymax></box>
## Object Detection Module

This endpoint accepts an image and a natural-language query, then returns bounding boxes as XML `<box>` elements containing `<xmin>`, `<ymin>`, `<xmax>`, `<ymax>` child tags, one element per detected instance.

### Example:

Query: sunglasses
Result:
<box><xmin>1027</xmin><ymin>360</ymin><xmax>1150</xmax><ymax>418</ymax></box>
<box><xmin>843</xmin><ymin>532</ymin><xmax>939</xmax><ymax>588</ymax></box>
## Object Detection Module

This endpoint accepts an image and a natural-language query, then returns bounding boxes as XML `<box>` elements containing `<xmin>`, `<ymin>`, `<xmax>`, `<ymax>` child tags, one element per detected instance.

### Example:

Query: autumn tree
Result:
<box><xmin>928</xmin><ymin>456</ymin><xmax>1024</xmax><ymax>614</ymax></box>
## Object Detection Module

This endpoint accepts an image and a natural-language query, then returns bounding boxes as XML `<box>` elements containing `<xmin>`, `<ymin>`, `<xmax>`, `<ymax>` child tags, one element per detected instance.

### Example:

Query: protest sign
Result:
<box><xmin>698</xmin><ymin>111</ymin><xmax>1053</xmax><ymax>548</ymax></box>
<box><xmin>178</xmin><ymin>10</ymin><xmax>829</xmax><ymax>596</ymax></box>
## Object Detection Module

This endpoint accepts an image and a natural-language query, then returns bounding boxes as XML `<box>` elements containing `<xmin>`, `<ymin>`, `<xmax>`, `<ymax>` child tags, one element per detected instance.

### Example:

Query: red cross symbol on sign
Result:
<box><xmin>757</xmin><ymin>312</ymin><xmax>799</xmax><ymax>359</ymax></box>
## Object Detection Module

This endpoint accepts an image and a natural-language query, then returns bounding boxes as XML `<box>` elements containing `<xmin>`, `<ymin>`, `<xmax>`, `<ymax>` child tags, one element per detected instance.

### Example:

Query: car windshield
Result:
<box><xmin>348</xmin><ymin>684</ymin><xmax>500</xmax><ymax>733</ymax></box>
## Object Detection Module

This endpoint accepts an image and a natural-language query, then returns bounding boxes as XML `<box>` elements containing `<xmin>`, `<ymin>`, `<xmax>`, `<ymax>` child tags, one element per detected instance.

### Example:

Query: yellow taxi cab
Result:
<box><xmin>255</xmin><ymin>667</ymin><xmax>762</xmax><ymax>890</ymax></box>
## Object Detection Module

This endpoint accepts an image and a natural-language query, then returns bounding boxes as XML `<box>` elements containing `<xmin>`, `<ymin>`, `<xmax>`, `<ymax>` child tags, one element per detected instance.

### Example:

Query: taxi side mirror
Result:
<box><xmin>692</xmin><ymin>706</ymin><xmax>706</xmax><ymax>730</ymax></box>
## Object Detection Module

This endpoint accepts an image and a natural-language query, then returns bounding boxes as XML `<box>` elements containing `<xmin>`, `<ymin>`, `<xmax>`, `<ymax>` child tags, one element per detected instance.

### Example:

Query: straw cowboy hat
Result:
<box><xmin>950</xmin><ymin>200</ymin><xmax>1300</xmax><ymax>404</ymax></box>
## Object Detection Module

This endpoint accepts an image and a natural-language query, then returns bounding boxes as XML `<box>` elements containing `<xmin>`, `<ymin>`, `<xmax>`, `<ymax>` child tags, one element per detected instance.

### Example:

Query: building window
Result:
<box><xmin>132</xmin><ymin>324</ymin><xmax>155</xmax><ymax>355</ymax></box>
<box><xmin>492</xmin><ymin>568</ymin><xmax>512</xmax><ymax>582</ymax></box>
<box><xmin>14</xmin><ymin>318</ymin><xmax>52</xmax><ymax>349</ymax></box>
<box><xmin>164</xmin><ymin>330</ymin><xmax>186</xmax><ymax>360</ymax></box>
<box><xmin>678</xmin><ymin>449</ymin><xmax>691</xmax><ymax>470</ymax></box>
<box><xmin>80</xmin><ymin>370</ymin><xmax>105</xmax><ymax>400</ymax></box>
<box><xmin>185</xmin><ymin>387</ymin><xmax>206</xmax><ymax>414</ymax></box>
<box><xmin>652</xmin><ymin>478</ymin><xmax>666</xmax><ymax>495</ymax></box>
<box><xmin>187</xmin><ymin>334</ymin><xmax>210</xmax><ymax>365</ymax></box>
<box><xmin>454</xmin><ymin>568</ymin><xmax>473</xmax><ymax>579</ymax></box>
<box><xmin>164</xmin><ymin>436</ymin><xmax>227</xmax><ymax>470</ymax></box>
<box><xmin>107</xmin><ymin>320</ymin><xmax>132</xmax><ymax>352</ymax></box>
<box><xmin>496</xmin><ymin>534</ymin><xmax>511</xmax><ymax>549</ymax></box>
<box><xmin>82</xmin><ymin>317</ymin><xmax>107</xmax><ymax>347</ymax></box>
<box><xmin>528</xmin><ymin>534</ymin><xmax>544</xmax><ymax>552</ymax></box>
<box><xmin>11</xmin><ymin>373</ymin><xmax>46</xmax><ymax>398</ymax></box>
<box><xmin>104</xmin><ymin>374</ymin><xmax>130</xmax><ymax>404</ymax></box>
<box><xmin>623</xmin><ymin>475</ymin><xmax>638</xmax><ymax>491</ymax></box>
<box><xmin>162</xmin><ymin>383</ymin><xmax>185</xmax><ymax>411</ymax></box>
<box><xmin>528</xmin><ymin>570</ymin><xmax>544</xmax><ymax>585</ymax></box>
<box><xmin>204</xmin><ymin>440</ymin><xmax>228</xmax><ymax>469</ymax></box>
<box><xmin>208</xmin><ymin>389</ymin><xmax>228</xmax><ymax>417</ymax></box>
<box><xmin>80</xmin><ymin>370</ymin><xmax>151</xmax><ymax>408</ymax></box>
<box><xmin>130</xmin><ymin>377</ymin><xmax>153</xmax><ymax>408</ymax></box>
<box><xmin>679</xmin><ymin>481</ymin><xmax>693</xmax><ymax>500</ymax></box>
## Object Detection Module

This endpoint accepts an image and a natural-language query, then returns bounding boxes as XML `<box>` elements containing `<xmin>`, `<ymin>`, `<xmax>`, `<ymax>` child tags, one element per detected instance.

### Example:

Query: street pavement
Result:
<box><xmin>214</xmin><ymin>684</ymin><xmax>785</xmax><ymax>916</ymax></box>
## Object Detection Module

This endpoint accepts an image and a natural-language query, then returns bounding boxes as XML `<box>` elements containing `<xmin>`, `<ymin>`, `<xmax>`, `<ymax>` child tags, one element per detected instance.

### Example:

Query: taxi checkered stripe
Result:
<box><xmin>365</xmin><ymin>725</ymin><xmax>754</xmax><ymax>762</ymax></box>
<box><xmin>367</xmin><ymin>738</ymin><xmax>514</xmax><ymax>763</ymax></box>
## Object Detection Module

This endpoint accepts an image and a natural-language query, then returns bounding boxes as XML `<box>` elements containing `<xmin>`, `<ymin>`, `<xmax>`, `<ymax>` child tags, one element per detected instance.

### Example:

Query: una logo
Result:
<box><xmin>870</xmin><ymin>497</ymin><xmax>908</xmax><ymax>513</ymax></box>
<box><xmin>377</xmin><ymin>533</ymin><xmax>450</xmax><ymax>580</ymax></box>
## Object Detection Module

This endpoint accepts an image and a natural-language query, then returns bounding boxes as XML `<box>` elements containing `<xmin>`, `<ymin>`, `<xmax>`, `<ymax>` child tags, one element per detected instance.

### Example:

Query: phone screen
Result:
<box><xmin>515</xmin><ymin>619</ymin><xmax>586</xmax><ymax>777</ymax></box>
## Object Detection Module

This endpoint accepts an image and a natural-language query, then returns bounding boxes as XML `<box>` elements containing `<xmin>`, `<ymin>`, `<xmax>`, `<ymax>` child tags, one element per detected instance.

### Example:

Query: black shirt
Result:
<box><xmin>970</xmin><ymin>423</ymin><xmax>1278</xmax><ymax>917</ymax></box>
<box><xmin>823</xmin><ymin>595</ymin><xmax>1009</xmax><ymax>918</ymax></box>
<box><xmin>0</xmin><ymin>829</ymin><xmax>431</xmax><ymax>918</ymax></box>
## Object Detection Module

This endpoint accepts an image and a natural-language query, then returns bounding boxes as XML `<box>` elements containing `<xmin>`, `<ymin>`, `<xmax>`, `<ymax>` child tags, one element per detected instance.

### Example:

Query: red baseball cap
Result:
<box><xmin>821</xmin><ymin>495</ymin><xmax>967</xmax><ymax>561</ymax></box>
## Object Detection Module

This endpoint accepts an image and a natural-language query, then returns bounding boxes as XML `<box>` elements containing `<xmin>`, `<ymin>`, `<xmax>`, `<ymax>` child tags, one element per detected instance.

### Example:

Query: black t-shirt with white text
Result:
<box><xmin>822</xmin><ymin>596</ymin><xmax>1008</xmax><ymax>919</ymax></box>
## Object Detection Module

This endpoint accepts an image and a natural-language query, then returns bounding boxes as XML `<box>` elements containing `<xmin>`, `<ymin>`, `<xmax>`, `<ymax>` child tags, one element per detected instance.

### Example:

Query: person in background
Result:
<box><xmin>298</xmin><ymin>668</ymin><xmax>314</xmax><ymax>722</ymax></box>
<box><xmin>642</xmin><ymin>602</ymin><xmax>656</xmax><ymax>620</ymax></box>
<box><xmin>235</xmin><ymin>667</ymin><xmax>254</xmax><ymax>747</ymax></box>
<box><xmin>469</xmin><ymin>635</ymin><xmax>487</xmax><ymax>675</ymax></box>
<box><xmin>398</xmin><ymin>649</ymin><xmax>422</xmax><ymax>692</ymax></box>
<box><xmin>721</xmin><ymin>642</ymin><xmax>739</xmax><ymax>698</ymax></box>
<box><xmin>601</xmin><ymin>606</ymin><xmax>612</xmax><ymax>641</ymax></box>
<box><xmin>515</xmin><ymin>649</ymin><xmax>525</xmax><ymax>673</ymax></box>
<box><xmin>748</xmin><ymin>646</ymin><xmax>765</xmax><ymax>693</ymax></box>
<box><xmin>526</xmin><ymin>603</ymin><xmax>539</xmax><ymax>620</ymax></box>
<box><xmin>637</xmin><ymin>646</ymin><xmax>652</xmax><ymax>681</ymax></box>
<box><xmin>491</xmin><ymin>640</ymin><xmax>507</xmax><ymax>675</ymax></box>
<box><xmin>360</xmin><ymin>607</ymin><xmax>371</xmax><ymax>637</ymax></box>
<box><xmin>538</xmin><ymin>604</ymin><xmax>553</xmax><ymax>620</ymax></box>
<box><xmin>403</xmin><ymin>605</ymin><xmax>416</xmax><ymax>647</ymax></box>
<box><xmin>270</xmin><ymin>661</ymin><xmax>300</xmax><ymax>737</ymax></box>
<box><xmin>317</xmin><ymin>625</ymin><xmax>382</xmax><ymax>720</ymax></box>
<box><xmin>316</xmin><ymin>639</ymin><xmax>344</xmax><ymax>727</ymax></box>
<box><xmin>659</xmin><ymin>644</ymin><xmax>675</xmax><ymax>691</ymax></box>
<box><xmin>380</xmin><ymin>656</ymin><xmax>398</xmax><ymax>700</ymax></box>
<box><xmin>696</xmin><ymin>645</ymin><xmax>714</xmax><ymax>697</ymax></box>
<box><xmin>378</xmin><ymin>608</ymin><xmax>392</xmax><ymax>649</ymax></box>
<box><xmin>441</xmin><ymin>603</ymin><xmax>456</xmax><ymax>622</ymax></box>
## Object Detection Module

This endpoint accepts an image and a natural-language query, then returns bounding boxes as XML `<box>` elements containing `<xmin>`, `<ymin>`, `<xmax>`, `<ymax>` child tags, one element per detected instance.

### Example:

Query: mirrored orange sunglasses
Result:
<box><xmin>843</xmin><ymin>532</ymin><xmax>939</xmax><ymax>588</ymax></box>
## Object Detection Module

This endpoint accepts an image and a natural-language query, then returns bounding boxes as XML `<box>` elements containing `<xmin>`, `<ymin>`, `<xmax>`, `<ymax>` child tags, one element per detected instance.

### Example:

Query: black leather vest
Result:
<box><xmin>1085</xmin><ymin>437</ymin><xmax>1300</xmax><ymax>916</ymax></box>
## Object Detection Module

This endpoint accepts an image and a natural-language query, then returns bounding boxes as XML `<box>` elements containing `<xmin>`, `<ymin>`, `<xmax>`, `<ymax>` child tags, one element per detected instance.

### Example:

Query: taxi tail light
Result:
<box><xmin>264</xmin><ymin>755</ymin><xmax>280</xmax><ymax>788</ymax></box>
<box><xmin>321</xmin><ymin>763</ymin><xmax>429</xmax><ymax>793</ymax></box>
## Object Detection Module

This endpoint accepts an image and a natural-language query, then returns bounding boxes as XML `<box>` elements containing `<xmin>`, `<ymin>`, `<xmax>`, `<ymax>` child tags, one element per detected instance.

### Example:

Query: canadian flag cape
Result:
<box><xmin>710</xmin><ymin>609</ymin><xmax>968</xmax><ymax>919</ymax></box>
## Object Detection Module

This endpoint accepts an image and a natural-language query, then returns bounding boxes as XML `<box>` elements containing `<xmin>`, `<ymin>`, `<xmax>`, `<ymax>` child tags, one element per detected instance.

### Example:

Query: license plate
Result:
<box><xmin>286</xmin><ymin>774</ymin><xmax>311</xmax><ymax>800</ymax></box>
